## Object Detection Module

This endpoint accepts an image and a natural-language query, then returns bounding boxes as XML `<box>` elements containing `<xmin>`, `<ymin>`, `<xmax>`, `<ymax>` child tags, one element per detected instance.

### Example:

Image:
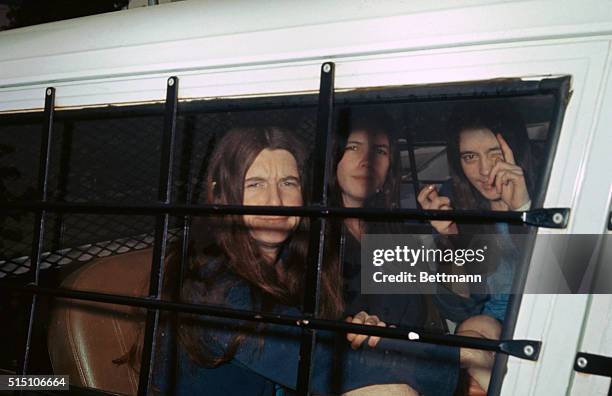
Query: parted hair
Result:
<box><xmin>176</xmin><ymin>127</ymin><xmax>344</xmax><ymax>367</ymax></box>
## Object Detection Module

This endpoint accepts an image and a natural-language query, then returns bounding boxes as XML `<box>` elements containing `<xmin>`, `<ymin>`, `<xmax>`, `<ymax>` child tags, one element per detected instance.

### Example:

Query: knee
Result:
<box><xmin>457</xmin><ymin>314</ymin><xmax>502</xmax><ymax>340</ymax></box>
<box><xmin>342</xmin><ymin>384</ymin><xmax>419</xmax><ymax>396</ymax></box>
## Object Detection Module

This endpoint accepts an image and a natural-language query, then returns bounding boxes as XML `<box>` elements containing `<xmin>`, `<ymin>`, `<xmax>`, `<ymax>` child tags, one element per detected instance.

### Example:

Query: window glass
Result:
<box><xmin>0</xmin><ymin>80</ymin><xmax>566</xmax><ymax>396</ymax></box>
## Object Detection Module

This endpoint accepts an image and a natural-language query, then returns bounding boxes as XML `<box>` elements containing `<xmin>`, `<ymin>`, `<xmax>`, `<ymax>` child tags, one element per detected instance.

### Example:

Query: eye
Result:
<box><xmin>376</xmin><ymin>147</ymin><xmax>388</xmax><ymax>156</ymax></box>
<box><xmin>490</xmin><ymin>152</ymin><xmax>504</xmax><ymax>162</ymax></box>
<box><xmin>281</xmin><ymin>179</ymin><xmax>300</xmax><ymax>188</ymax></box>
<box><xmin>461</xmin><ymin>153</ymin><xmax>477</xmax><ymax>162</ymax></box>
<box><xmin>245</xmin><ymin>181</ymin><xmax>264</xmax><ymax>189</ymax></box>
<box><xmin>344</xmin><ymin>144</ymin><xmax>358</xmax><ymax>152</ymax></box>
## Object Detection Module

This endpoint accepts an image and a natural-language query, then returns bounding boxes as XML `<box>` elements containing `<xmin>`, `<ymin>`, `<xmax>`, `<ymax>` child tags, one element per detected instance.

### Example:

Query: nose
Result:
<box><xmin>266</xmin><ymin>184</ymin><xmax>282</xmax><ymax>206</ymax></box>
<box><xmin>479</xmin><ymin>156</ymin><xmax>493</xmax><ymax>176</ymax></box>
<box><xmin>358</xmin><ymin>148</ymin><xmax>370</xmax><ymax>167</ymax></box>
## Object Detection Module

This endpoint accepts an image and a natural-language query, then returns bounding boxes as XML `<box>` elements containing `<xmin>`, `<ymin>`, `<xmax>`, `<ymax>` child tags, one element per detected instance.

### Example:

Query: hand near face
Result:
<box><xmin>345</xmin><ymin>311</ymin><xmax>388</xmax><ymax>349</ymax></box>
<box><xmin>417</xmin><ymin>185</ymin><xmax>458</xmax><ymax>235</ymax></box>
<box><xmin>488</xmin><ymin>134</ymin><xmax>530</xmax><ymax>210</ymax></box>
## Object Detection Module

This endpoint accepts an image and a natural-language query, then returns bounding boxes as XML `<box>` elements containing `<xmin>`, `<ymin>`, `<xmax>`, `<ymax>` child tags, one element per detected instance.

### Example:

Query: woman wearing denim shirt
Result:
<box><xmin>417</xmin><ymin>102</ymin><xmax>535</xmax><ymax>391</ymax></box>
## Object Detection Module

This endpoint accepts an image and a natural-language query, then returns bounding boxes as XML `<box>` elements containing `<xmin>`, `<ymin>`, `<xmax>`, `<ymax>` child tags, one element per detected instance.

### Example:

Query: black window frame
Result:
<box><xmin>0</xmin><ymin>64</ymin><xmax>572</xmax><ymax>396</ymax></box>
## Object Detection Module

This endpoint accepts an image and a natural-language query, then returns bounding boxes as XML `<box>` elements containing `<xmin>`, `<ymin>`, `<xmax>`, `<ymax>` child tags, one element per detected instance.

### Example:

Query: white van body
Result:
<box><xmin>1</xmin><ymin>1</ymin><xmax>611</xmax><ymax>394</ymax></box>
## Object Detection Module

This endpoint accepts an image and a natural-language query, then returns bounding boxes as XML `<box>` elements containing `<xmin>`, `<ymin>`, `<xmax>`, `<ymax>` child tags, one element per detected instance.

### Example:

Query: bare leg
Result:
<box><xmin>456</xmin><ymin>314</ymin><xmax>502</xmax><ymax>392</ymax></box>
<box><xmin>343</xmin><ymin>384</ymin><xmax>419</xmax><ymax>396</ymax></box>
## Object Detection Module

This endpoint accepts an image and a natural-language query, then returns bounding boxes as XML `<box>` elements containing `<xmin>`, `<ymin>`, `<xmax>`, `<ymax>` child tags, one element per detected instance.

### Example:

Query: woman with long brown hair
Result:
<box><xmin>327</xmin><ymin>107</ymin><xmax>429</xmax><ymax>337</ymax></box>
<box><xmin>148</xmin><ymin>126</ymin><xmax>460</xmax><ymax>396</ymax></box>
<box><xmin>417</xmin><ymin>101</ymin><xmax>535</xmax><ymax>392</ymax></box>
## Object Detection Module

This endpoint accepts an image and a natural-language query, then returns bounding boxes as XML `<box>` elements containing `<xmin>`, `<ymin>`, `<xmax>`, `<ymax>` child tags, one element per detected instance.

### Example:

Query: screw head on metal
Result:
<box><xmin>552</xmin><ymin>212</ymin><xmax>564</xmax><ymax>224</ymax></box>
<box><xmin>576</xmin><ymin>356</ymin><xmax>588</xmax><ymax>368</ymax></box>
<box><xmin>523</xmin><ymin>345</ymin><xmax>535</xmax><ymax>356</ymax></box>
<box><xmin>46</xmin><ymin>88</ymin><xmax>52</xmax><ymax>96</ymax></box>
<box><xmin>168</xmin><ymin>78</ymin><xmax>175</xmax><ymax>86</ymax></box>
<box><xmin>322</xmin><ymin>63</ymin><xmax>332</xmax><ymax>73</ymax></box>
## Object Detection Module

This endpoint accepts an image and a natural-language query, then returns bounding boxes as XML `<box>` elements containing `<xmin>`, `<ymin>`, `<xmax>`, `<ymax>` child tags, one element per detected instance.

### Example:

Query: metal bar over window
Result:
<box><xmin>19</xmin><ymin>87</ymin><xmax>55</xmax><ymax>375</ymax></box>
<box><xmin>136</xmin><ymin>76</ymin><xmax>179</xmax><ymax>396</ymax></box>
<box><xmin>0</xmin><ymin>201</ymin><xmax>571</xmax><ymax>228</ymax></box>
<box><xmin>296</xmin><ymin>62</ymin><xmax>335</xmax><ymax>396</ymax></box>
<box><xmin>3</xmin><ymin>283</ymin><xmax>542</xmax><ymax>361</ymax></box>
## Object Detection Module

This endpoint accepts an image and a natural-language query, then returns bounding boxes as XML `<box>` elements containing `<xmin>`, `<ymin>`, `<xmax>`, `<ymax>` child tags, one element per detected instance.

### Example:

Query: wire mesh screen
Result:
<box><xmin>0</xmin><ymin>107</ymin><xmax>317</xmax><ymax>278</ymax></box>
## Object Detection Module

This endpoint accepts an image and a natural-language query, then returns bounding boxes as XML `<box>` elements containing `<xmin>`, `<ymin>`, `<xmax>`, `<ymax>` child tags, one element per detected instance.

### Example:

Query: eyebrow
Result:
<box><xmin>280</xmin><ymin>175</ymin><xmax>300</xmax><ymax>183</ymax></box>
<box><xmin>346</xmin><ymin>140</ymin><xmax>389</xmax><ymax>149</ymax></box>
<box><xmin>460</xmin><ymin>147</ymin><xmax>502</xmax><ymax>155</ymax></box>
<box><xmin>244</xmin><ymin>176</ymin><xmax>266</xmax><ymax>183</ymax></box>
<box><xmin>244</xmin><ymin>175</ymin><xmax>300</xmax><ymax>183</ymax></box>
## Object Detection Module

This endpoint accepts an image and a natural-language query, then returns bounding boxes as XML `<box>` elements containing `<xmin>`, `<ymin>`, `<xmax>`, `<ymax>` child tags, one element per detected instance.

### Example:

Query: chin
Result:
<box><xmin>250</xmin><ymin>231</ymin><xmax>291</xmax><ymax>246</ymax></box>
<box><xmin>346</xmin><ymin>188</ymin><xmax>375</xmax><ymax>204</ymax></box>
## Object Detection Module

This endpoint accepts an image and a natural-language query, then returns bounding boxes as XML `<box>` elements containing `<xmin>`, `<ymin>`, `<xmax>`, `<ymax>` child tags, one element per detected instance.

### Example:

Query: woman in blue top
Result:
<box><xmin>417</xmin><ymin>102</ymin><xmax>535</xmax><ymax>391</ymax></box>
<box><xmin>148</xmin><ymin>126</ymin><xmax>459</xmax><ymax>396</ymax></box>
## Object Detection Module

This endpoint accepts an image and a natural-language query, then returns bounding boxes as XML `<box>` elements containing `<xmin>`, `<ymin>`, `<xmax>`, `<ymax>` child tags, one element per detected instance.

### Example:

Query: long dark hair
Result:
<box><xmin>176</xmin><ymin>127</ymin><xmax>343</xmax><ymax>367</ymax></box>
<box><xmin>117</xmin><ymin>127</ymin><xmax>344</xmax><ymax>371</ymax></box>
<box><xmin>325</xmin><ymin>108</ymin><xmax>402</xmax><ymax>299</ymax></box>
<box><xmin>330</xmin><ymin>107</ymin><xmax>401</xmax><ymax>211</ymax></box>
<box><xmin>446</xmin><ymin>101</ymin><xmax>536</xmax><ymax>212</ymax></box>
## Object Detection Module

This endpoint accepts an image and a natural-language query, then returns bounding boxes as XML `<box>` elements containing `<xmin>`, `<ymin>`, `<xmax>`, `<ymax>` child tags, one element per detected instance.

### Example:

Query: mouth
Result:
<box><xmin>253</xmin><ymin>216</ymin><xmax>291</xmax><ymax>223</ymax></box>
<box><xmin>479</xmin><ymin>182</ymin><xmax>498</xmax><ymax>193</ymax></box>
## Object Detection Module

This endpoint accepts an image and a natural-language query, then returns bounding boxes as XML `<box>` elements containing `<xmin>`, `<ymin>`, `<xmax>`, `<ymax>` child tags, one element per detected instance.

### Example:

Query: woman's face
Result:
<box><xmin>242</xmin><ymin>148</ymin><xmax>303</xmax><ymax>250</ymax></box>
<box><xmin>336</xmin><ymin>130</ymin><xmax>390</xmax><ymax>208</ymax></box>
<box><xmin>458</xmin><ymin>128</ymin><xmax>504</xmax><ymax>201</ymax></box>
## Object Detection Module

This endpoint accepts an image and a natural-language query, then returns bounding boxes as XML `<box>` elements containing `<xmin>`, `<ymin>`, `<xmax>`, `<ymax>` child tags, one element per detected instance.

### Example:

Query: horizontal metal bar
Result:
<box><xmin>574</xmin><ymin>352</ymin><xmax>612</xmax><ymax>378</ymax></box>
<box><xmin>0</xmin><ymin>201</ymin><xmax>569</xmax><ymax>228</ymax></box>
<box><xmin>0</xmin><ymin>77</ymin><xmax>559</xmax><ymax>125</ymax></box>
<box><xmin>1</xmin><ymin>283</ymin><xmax>541</xmax><ymax>361</ymax></box>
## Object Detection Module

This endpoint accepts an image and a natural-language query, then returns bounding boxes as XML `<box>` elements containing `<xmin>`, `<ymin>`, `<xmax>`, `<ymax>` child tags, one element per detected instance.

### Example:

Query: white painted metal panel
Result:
<box><xmin>567</xmin><ymin>51</ymin><xmax>612</xmax><ymax>395</ymax></box>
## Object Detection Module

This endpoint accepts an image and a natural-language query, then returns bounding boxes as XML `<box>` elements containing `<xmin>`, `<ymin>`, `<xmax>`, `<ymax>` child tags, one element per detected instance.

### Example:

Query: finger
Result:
<box><xmin>345</xmin><ymin>316</ymin><xmax>355</xmax><ymax>342</ymax></box>
<box><xmin>502</xmin><ymin>171</ymin><xmax>520</xmax><ymax>185</ymax></box>
<box><xmin>496</xmin><ymin>133</ymin><xmax>516</xmax><ymax>165</ymax></box>
<box><xmin>364</xmin><ymin>315</ymin><xmax>379</xmax><ymax>325</ymax></box>
<box><xmin>351</xmin><ymin>334</ymin><xmax>369</xmax><ymax>349</ymax></box>
<box><xmin>488</xmin><ymin>161</ymin><xmax>515</xmax><ymax>186</ymax></box>
<box><xmin>417</xmin><ymin>184</ymin><xmax>437</xmax><ymax>206</ymax></box>
<box><xmin>354</xmin><ymin>311</ymin><xmax>368</xmax><ymax>322</ymax></box>
<box><xmin>427</xmin><ymin>185</ymin><xmax>440</xmax><ymax>199</ymax></box>
<box><xmin>367</xmin><ymin>321</ymin><xmax>387</xmax><ymax>348</ymax></box>
<box><xmin>348</xmin><ymin>311</ymin><xmax>368</xmax><ymax>342</ymax></box>
<box><xmin>495</xmin><ymin>170</ymin><xmax>506</xmax><ymax>194</ymax></box>
<box><xmin>431</xmin><ymin>196</ymin><xmax>451</xmax><ymax>209</ymax></box>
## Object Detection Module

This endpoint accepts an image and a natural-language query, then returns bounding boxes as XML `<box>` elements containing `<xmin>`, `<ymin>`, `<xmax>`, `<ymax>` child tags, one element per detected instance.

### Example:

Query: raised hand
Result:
<box><xmin>488</xmin><ymin>134</ymin><xmax>530</xmax><ymax>210</ymax></box>
<box><xmin>417</xmin><ymin>185</ymin><xmax>458</xmax><ymax>235</ymax></box>
<box><xmin>345</xmin><ymin>311</ymin><xmax>387</xmax><ymax>349</ymax></box>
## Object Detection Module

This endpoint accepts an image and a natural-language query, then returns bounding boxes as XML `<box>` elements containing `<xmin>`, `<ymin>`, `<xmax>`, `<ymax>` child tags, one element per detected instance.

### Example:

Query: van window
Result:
<box><xmin>0</xmin><ymin>76</ymin><xmax>569</xmax><ymax>395</ymax></box>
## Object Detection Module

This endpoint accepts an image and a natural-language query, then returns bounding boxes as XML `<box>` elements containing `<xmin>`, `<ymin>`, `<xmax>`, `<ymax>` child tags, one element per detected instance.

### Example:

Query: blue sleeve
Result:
<box><xmin>197</xmin><ymin>284</ymin><xmax>459</xmax><ymax>395</ymax></box>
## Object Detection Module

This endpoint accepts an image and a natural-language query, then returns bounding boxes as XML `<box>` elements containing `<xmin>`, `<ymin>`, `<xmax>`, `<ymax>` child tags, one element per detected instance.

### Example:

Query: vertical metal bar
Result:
<box><xmin>20</xmin><ymin>87</ymin><xmax>55</xmax><ymax>374</ymax></box>
<box><xmin>296</xmin><ymin>62</ymin><xmax>335</xmax><ymax>396</ymax></box>
<box><xmin>137</xmin><ymin>76</ymin><xmax>179</xmax><ymax>396</ymax></box>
